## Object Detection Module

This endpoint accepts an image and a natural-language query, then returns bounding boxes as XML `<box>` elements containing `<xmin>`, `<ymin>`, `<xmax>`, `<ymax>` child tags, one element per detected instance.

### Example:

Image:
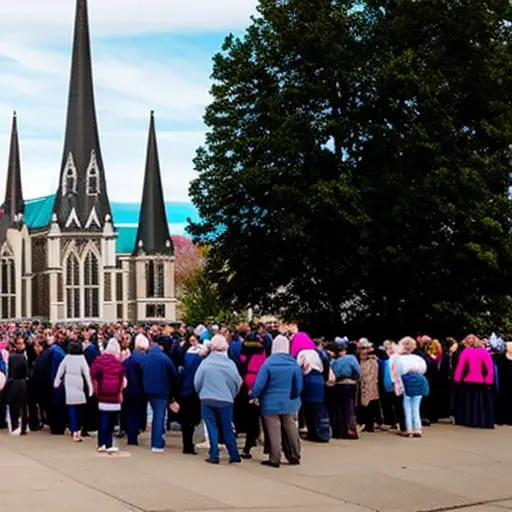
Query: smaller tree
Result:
<box><xmin>172</xmin><ymin>235</ymin><xmax>205</xmax><ymax>294</ymax></box>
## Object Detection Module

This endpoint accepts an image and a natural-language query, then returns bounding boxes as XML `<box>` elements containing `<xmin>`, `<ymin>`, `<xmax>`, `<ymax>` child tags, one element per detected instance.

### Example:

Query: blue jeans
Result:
<box><xmin>201</xmin><ymin>402</ymin><xmax>240</xmax><ymax>463</ymax></box>
<box><xmin>403</xmin><ymin>395</ymin><xmax>423</xmax><ymax>432</ymax></box>
<box><xmin>149</xmin><ymin>397</ymin><xmax>167</xmax><ymax>450</ymax></box>
<box><xmin>68</xmin><ymin>405</ymin><xmax>81</xmax><ymax>433</ymax></box>
<box><xmin>98</xmin><ymin>410</ymin><xmax>117</xmax><ymax>449</ymax></box>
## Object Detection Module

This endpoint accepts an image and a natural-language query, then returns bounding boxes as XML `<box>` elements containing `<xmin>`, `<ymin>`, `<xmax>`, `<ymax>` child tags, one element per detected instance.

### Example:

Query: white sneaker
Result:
<box><xmin>11</xmin><ymin>427</ymin><xmax>21</xmax><ymax>436</ymax></box>
<box><xmin>106</xmin><ymin>446</ymin><xmax>119</xmax><ymax>454</ymax></box>
<box><xmin>97</xmin><ymin>445</ymin><xmax>107</xmax><ymax>453</ymax></box>
<box><xmin>151</xmin><ymin>448</ymin><xmax>164</xmax><ymax>453</ymax></box>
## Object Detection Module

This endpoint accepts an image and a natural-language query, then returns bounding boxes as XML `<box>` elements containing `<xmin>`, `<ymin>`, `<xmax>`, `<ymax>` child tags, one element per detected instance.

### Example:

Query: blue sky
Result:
<box><xmin>0</xmin><ymin>0</ymin><xmax>257</xmax><ymax>203</ymax></box>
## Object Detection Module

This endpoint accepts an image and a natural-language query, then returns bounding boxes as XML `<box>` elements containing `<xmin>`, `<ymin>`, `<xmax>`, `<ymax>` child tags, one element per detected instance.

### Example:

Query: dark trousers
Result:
<box><xmin>381</xmin><ymin>391</ymin><xmax>405</xmax><ymax>430</ymax></box>
<box><xmin>82</xmin><ymin>395</ymin><xmax>98</xmax><ymax>433</ymax></box>
<box><xmin>179</xmin><ymin>393</ymin><xmax>201</xmax><ymax>452</ymax></box>
<box><xmin>358</xmin><ymin>399</ymin><xmax>382</xmax><ymax>432</ymax></box>
<box><xmin>329</xmin><ymin>384</ymin><xmax>358</xmax><ymax>439</ymax></box>
<box><xmin>68</xmin><ymin>405</ymin><xmax>82</xmax><ymax>433</ymax></box>
<box><xmin>0</xmin><ymin>391</ymin><xmax>7</xmax><ymax>429</ymax></box>
<box><xmin>48</xmin><ymin>401</ymin><xmax>67</xmax><ymax>435</ymax></box>
<box><xmin>243</xmin><ymin>401</ymin><xmax>261</xmax><ymax>454</ymax></box>
<box><xmin>303</xmin><ymin>401</ymin><xmax>329</xmax><ymax>442</ymax></box>
<box><xmin>9</xmin><ymin>403</ymin><xmax>28</xmax><ymax>433</ymax></box>
<box><xmin>201</xmin><ymin>402</ymin><xmax>240</xmax><ymax>463</ymax></box>
<box><xmin>124</xmin><ymin>395</ymin><xmax>144</xmax><ymax>446</ymax></box>
<box><xmin>98</xmin><ymin>410</ymin><xmax>117</xmax><ymax>449</ymax></box>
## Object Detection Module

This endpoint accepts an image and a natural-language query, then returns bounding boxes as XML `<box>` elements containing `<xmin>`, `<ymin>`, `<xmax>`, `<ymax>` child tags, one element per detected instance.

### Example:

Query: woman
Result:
<box><xmin>328</xmin><ymin>341</ymin><xmax>361</xmax><ymax>439</ymax></box>
<box><xmin>357</xmin><ymin>339</ymin><xmax>381</xmax><ymax>432</ymax></box>
<box><xmin>194</xmin><ymin>335</ymin><xmax>242</xmax><ymax>464</ymax></box>
<box><xmin>251</xmin><ymin>335</ymin><xmax>303</xmax><ymax>468</ymax></box>
<box><xmin>392</xmin><ymin>337</ymin><xmax>429</xmax><ymax>438</ymax></box>
<box><xmin>90</xmin><ymin>339</ymin><xmax>125</xmax><ymax>453</ymax></box>
<box><xmin>297</xmin><ymin>345</ymin><xmax>329</xmax><ymax>442</ymax></box>
<box><xmin>453</xmin><ymin>335</ymin><xmax>494</xmax><ymax>429</ymax></box>
<box><xmin>54</xmin><ymin>341</ymin><xmax>93</xmax><ymax>442</ymax></box>
<box><xmin>495</xmin><ymin>341</ymin><xmax>512</xmax><ymax>425</ymax></box>
<box><xmin>238</xmin><ymin>332</ymin><xmax>267</xmax><ymax>458</ymax></box>
<box><xmin>178</xmin><ymin>334</ymin><xmax>207</xmax><ymax>455</ymax></box>
<box><xmin>5</xmin><ymin>335</ymin><xmax>29</xmax><ymax>436</ymax></box>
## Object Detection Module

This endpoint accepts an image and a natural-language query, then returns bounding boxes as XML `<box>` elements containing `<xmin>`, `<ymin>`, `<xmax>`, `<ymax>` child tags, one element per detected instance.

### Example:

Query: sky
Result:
<box><xmin>0</xmin><ymin>0</ymin><xmax>258</xmax><ymax>203</ymax></box>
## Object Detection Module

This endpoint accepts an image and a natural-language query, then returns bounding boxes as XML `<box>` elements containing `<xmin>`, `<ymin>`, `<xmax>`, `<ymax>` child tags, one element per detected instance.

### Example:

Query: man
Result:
<box><xmin>142</xmin><ymin>338</ymin><xmax>178</xmax><ymax>452</ymax></box>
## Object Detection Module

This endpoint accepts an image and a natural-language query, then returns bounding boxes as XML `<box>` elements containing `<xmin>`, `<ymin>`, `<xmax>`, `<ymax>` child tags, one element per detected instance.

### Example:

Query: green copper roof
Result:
<box><xmin>23</xmin><ymin>194</ymin><xmax>198</xmax><ymax>254</ymax></box>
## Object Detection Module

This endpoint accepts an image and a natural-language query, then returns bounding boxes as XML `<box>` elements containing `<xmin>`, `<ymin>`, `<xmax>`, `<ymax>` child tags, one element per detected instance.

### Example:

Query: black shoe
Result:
<box><xmin>241</xmin><ymin>452</ymin><xmax>252</xmax><ymax>459</ymax></box>
<box><xmin>230</xmin><ymin>459</ymin><xmax>242</xmax><ymax>464</ymax></box>
<box><xmin>81</xmin><ymin>430</ymin><xmax>90</xmax><ymax>437</ymax></box>
<box><xmin>261</xmin><ymin>460</ymin><xmax>280</xmax><ymax>468</ymax></box>
<box><xmin>205</xmin><ymin>458</ymin><xmax>219</xmax><ymax>464</ymax></box>
<box><xmin>183</xmin><ymin>448</ymin><xmax>197</xmax><ymax>455</ymax></box>
<box><xmin>288</xmin><ymin>458</ymin><xmax>300</xmax><ymax>466</ymax></box>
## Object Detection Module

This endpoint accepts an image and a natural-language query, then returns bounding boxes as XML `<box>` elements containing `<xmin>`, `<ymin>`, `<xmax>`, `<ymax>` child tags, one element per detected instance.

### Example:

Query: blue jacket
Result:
<box><xmin>251</xmin><ymin>353</ymin><xmax>303</xmax><ymax>416</ymax></box>
<box><xmin>402</xmin><ymin>373</ymin><xmax>430</xmax><ymax>397</ymax></box>
<box><xmin>142</xmin><ymin>346</ymin><xmax>178</xmax><ymax>399</ymax></box>
<box><xmin>331</xmin><ymin>354</ymin><xmax>361</xmax><ymax>381</ymax></box>
<box><xmin>180</xmin><ymin>351</ymin><xmax>203</xmax><ymax>397</ymax></box>
<box><xmin>0</xmin><ymin>358</ymin><xmax>6</xmax><ymax>375</ymax></box>
<box><xmin>50</xmin><ymin>344</ymin><xmax>66</xmax><ymax>404</ymax></box>
<box><xmin>228</xmin><ymin>337</ymin><xmax>242</xmax><ymax>369</ymax></box>
<box><xmin>84</xmin><ymin>344</ymin><xmax>101</xmax><ymax>367</ymax></box>
<box><xmin>123</xmin><ymin>351</ymin><xmax>145</xmax><ymax>398</ymax></box>
<box><xmin>194</xmin><ymin>353</ymin><xmax>242</xmax><ymax>404</ymax></box>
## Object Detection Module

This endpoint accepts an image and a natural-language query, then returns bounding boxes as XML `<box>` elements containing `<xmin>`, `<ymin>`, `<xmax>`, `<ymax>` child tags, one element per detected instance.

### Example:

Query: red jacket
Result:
<box><xmin>90</xmin><ymin>353</ymin><xmax>124</xmax><ymax>403</ymax></box>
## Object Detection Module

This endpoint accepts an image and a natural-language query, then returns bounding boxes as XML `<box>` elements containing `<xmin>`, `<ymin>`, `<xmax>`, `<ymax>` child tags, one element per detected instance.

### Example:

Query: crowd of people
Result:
<box><xmin>0</xmin><ymin>320</ymin><xmax>511</xmax><ymax>467</ymax></box>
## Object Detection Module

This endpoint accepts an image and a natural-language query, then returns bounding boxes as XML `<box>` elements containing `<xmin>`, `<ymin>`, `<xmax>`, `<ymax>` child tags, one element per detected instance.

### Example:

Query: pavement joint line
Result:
<box><xmin>414</xmin><ymin>496</ymin><xmax>512</xmax><ymax>512</ymax></box>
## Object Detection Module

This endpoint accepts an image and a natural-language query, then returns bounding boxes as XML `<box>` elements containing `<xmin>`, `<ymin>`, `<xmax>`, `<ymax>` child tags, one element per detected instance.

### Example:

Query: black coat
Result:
<box><xmin>5</xmin><ymin>353</ymin><xmax>29</xmax><ymax>405</ymax></box>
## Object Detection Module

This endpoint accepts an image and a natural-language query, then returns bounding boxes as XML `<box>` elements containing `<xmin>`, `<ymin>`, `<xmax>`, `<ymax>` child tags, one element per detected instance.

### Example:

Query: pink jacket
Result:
<box><xmin>453</xmin><ymin>347</ymin><xmax>494</xmax><ymax>385</ymax></box>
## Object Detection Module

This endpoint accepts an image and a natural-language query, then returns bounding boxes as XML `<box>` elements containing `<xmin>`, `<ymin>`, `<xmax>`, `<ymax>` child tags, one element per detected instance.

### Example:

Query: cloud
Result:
<box><xmin>0</xmin><ymin>0</ymin><xmax>257</xmax><ymax>203</ymax></box>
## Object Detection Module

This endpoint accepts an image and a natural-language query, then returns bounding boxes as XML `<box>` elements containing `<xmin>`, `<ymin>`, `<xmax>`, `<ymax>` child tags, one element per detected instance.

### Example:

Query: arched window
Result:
<box><xmin>62</xmin><ymin>152</ymin><xmax>77</xmax><ymax>196</ymax></box>
<box><xmin>65</xmin><ymin>252</ymin><xmax>80</xmax><ymax>318</ymax></box>
<box><xmin>86</xmin><ymin>150</ymin><xmax>100</xmax><ymax>196</ymax></box>
<box><xmin>84</xmin><ymin>251</ymin><xmax>99</xmax><ymax>318</ymax></box>
<box><xmin>0</xmin><ymin>246</ymin><xmax>15</xmax><ymax>319</ymax></box>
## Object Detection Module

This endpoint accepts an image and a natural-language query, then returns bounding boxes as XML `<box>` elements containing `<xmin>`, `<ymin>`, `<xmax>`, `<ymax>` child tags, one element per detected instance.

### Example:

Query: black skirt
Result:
<box><xmin>454</xmin><ymin>382</ymin><xmax>494</xmax><ymax>429</ymax></box>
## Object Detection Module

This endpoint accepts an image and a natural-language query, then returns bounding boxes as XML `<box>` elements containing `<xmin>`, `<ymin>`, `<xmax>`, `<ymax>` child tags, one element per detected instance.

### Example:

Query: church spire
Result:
<box><xmin>133</xmin><ymin>111</ymin><xmax>173</xmax><ymax>256</ymax></box>
<box><xmin>52</xmin><ymin>0</ymin><xmax>112</xmax><ymax>231</ymax></box>
<box><xmin>3</xmin><ymin>111</ymin><xmax>24</xmax><ymax>219</ymax></box>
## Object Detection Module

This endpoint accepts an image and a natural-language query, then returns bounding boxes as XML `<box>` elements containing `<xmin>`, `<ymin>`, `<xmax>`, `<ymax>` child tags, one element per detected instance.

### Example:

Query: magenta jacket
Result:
<box><xmin>453</xmin><ymin>347</ymin><xmax>494</xmax><ymax>385</ymax></box>
<box><xmin>290</xmin><ymin>332</ymin><xmax>316</xmax><ymax>358</ymax></box>
<box><xmin>90</xmin><ymin>353</ymin><xmax>124</xmax><ymax>403</ymax></box>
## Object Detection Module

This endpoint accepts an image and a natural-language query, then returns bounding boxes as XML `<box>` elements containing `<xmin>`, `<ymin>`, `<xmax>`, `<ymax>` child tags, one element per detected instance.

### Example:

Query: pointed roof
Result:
<box><xmin>52</xmin><ymin>0</ymin><xmax>112</xmax><ymax>230</ymax></box>
<box><xmin>3</xmin><ymin>111</ymin><xmax>24</xmax><ymax>219</ymax></box>
<box><xmin>133</xmin><ymin>111</ymin><xmax>173</xmax><ymax>256</ymax></box>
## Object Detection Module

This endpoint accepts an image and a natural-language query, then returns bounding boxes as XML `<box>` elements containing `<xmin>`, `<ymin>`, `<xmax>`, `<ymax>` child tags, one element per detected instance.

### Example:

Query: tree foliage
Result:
<box><xmin>189</xmin><ymin>0</ymin><xmax>512</xmax><ymax>338</ymax></box>
<box><xmin>172</xmin><ymin>234</ymin><xmax>205</xmax><ymax>293</ymax></box>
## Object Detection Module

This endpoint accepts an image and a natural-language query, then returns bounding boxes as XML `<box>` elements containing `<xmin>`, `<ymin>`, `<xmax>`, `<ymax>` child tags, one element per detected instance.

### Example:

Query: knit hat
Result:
<box><xmin>134</xmin><ymin>334</ymin><xmax>149</xmax><ymax>351</ymax></box>
<box><xmin>105</xmin><ymin>338</ymin><xmax>121</xmax><ymax>357</ymax></box>
<box><xmin>272</xmin><ymin>335</ymin><xmax>290</xmax><ymax>354</ymax></box>
<box><xmin>210</xmin><ymin>335</ymin><xmax>228</xmax><ymax>352</ymax></box>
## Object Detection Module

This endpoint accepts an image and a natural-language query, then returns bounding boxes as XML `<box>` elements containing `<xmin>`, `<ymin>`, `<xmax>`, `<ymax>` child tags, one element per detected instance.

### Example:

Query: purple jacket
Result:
<box><xmin>91</xmin><ymin>354</ymin><xmax>124</xmax><ymax>403</ymax></box>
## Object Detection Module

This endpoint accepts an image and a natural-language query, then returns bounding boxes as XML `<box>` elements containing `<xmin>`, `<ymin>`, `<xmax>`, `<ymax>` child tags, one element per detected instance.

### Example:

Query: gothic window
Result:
<box><xmin>65</xmin><ymin>252</ymin><xmax>80</xmax><ymax>318</ymax></box>
<box><xmin>86</xmin><ymin>150</ymin><xmax>100</xmax><ymax>196</ymax></box>
<box><xmin>146</xmin><ymin>304</ymin><xmax>165</xmax><ymax>318</ymax></box>
<box><xmin>0</xmin><ymin>246</ymin><xmax>15</xmax><ymax>319</ymax></box>
<box><xmin>84</xmin><ymin>251</ymin><xmax>99</xmax><ymax>318</ymax></box>
<box><xmin>145</xmin><ymin>260</ymin><xmax>165</xmax><ymax>298</ymax></box>
<box><xmin>62</xmin><ymin>153</ymin><xmax>77</xmax><ymax>196</ymax></box>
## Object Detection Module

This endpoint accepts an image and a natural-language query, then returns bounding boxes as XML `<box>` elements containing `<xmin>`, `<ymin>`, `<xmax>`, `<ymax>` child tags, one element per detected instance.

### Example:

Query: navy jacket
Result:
<box><xmin>180</xmin><ymin>351</ymin><xmax>203</xmax><ymax>397</ymax></box>
<box><xmin>84</xmin><ymin>344</ymin><xmax>101</xmax><ymax>367</ymax></box>
<box><xmin>142</xmin><ymin>346</ymin><xmax>178</xmax><ymax>399</ymax></box>
<box><xmin>123</xmin><ymin>351</ymin><xmax>145</xmax><ymax>398</ymax></box>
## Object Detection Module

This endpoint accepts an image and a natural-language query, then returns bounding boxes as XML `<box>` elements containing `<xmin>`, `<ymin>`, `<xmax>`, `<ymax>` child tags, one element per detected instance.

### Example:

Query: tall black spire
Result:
<box><xmin>133</xmin><ymin>111</ymin><xmax>173</xmax><ymax>256</ymax></box>
<box><xmin>52</xmin><ymin>0</ymin><xmax>112</xmax><ymax>231</ymax></box>
<box><xmin>3</xmin><ymin>111</ymin><xmax>24</xmax><ymax>219</ymax></box>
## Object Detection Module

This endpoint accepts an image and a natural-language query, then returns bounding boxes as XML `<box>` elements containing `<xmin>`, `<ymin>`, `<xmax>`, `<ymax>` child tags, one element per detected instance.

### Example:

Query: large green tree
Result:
<box><xmin>189</xmin><ymin>0</ymin><xmax>512</xmax><ymax>338</ymax></box>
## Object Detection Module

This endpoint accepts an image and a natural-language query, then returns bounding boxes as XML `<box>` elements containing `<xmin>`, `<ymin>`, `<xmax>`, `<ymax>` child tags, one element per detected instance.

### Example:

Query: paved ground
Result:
<box><xmin>1</xmin><ymin>424</ymin><xmax>512</xmax><ymax>512</ymax></box>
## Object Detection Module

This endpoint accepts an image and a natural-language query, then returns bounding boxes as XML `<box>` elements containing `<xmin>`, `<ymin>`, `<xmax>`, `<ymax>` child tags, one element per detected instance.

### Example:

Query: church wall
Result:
<box><xmin>31</xmin><ymin>234</ymin><xmax>49</xmax><ymax>318</ymax></box>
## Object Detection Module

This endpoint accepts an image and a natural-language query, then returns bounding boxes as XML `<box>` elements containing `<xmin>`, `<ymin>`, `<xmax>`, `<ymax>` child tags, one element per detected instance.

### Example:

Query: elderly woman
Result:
<box><xmin>194</xmin><ymin>335</ymin><xmax>242</xmax><ymax>464</ymax></box>
<box><xmin>54</xmin><ymin>341</ymin><xmax>93</xmax><ymax>443</ymax></box>
<box><xmin>251</xmin><ymin>335</ymin><xmax>303</xmax><ymax>468</ymax></box>
<box><xmin>90</xmin><ymin>339</ymin><xmax>125</xmax><ymax>453</ymax></box>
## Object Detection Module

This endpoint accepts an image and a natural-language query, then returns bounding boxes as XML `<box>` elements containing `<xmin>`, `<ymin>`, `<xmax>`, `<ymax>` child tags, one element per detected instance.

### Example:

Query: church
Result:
<box><xmin>0</xmin><ymin>0</ymin><xmax>178</xmax><ymax>323</ymax></box>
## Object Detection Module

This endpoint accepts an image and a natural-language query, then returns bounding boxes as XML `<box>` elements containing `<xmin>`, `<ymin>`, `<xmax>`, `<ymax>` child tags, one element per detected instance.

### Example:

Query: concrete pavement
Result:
<box><xmin>1</xmin><ymin>424</ymin><xmax>512</xmax><ymax>512</ymax></box>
